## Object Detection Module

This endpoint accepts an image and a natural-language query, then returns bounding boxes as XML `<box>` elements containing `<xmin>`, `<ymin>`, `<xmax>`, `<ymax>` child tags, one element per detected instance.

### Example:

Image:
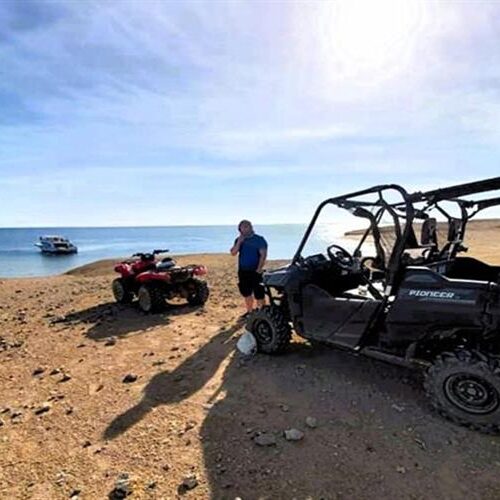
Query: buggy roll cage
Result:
<box><xmin>292</xmin><ymin>176</ymin><xmax>500</xmax><ymax>289</ymax></box>
<box><xmin>409</xmin><ymin>176</ymin><xmax>500</xmax><ymax>261</ymax></box>
<box><xmin>293</xmin><ymin>184</ymin><xmax>415</xmax><ymax>289</ymax></box>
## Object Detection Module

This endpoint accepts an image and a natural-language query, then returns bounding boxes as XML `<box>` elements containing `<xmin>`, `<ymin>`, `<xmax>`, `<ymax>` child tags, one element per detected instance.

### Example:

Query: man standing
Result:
<box><xmin>230</xmin><ymin>220</ymin><xmax>268</xmax><ymax>316</ymax></box>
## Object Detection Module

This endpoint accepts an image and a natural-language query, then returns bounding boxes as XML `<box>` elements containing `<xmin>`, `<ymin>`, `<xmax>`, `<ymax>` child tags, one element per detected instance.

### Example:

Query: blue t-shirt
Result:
<box><xmin>236</xmin><ymin>234</ymin><xmax>268</xmax><ymax>271</ymax></box>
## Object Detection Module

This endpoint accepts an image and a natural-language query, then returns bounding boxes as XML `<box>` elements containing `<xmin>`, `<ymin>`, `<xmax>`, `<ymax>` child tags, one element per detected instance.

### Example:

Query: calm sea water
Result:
<box><xmin>0</xmin><ymin>225</ymin><xmax>349</xmax><ymax>278</ymax></box>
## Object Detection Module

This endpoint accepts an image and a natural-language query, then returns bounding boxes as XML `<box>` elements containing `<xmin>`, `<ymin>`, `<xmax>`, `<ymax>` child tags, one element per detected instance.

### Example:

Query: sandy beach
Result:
<box><xmin>1</xmin><ymin>235</ymin><xmax>500</xmax><ymax>499</ymax></box>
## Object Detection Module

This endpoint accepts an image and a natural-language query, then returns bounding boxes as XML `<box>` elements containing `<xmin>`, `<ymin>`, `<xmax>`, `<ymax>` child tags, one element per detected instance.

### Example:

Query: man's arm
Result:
<box><xmin>256</xmin><ymin>247</ymin><xmax>267</xmax><ymax>273</ymax></box>
<box><xmin>230</xmin><ymin>236</ymin><xmax>244</xmax><ymax>256</ymax></box>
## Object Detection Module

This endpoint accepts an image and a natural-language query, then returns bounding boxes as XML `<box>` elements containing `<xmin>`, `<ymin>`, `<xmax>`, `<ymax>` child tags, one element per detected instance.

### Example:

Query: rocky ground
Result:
<box><xmin>1</xmin><ymin>253</ymin><xmax>500</xmax><ymax>499</ymax></box>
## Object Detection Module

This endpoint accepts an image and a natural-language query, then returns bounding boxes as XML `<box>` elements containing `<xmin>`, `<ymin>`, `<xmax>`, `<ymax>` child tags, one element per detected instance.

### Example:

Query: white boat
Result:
<box><xmin>35</xmin><ymin>235</ymin><xmax>78</xmax><ymax>255</ymax></box>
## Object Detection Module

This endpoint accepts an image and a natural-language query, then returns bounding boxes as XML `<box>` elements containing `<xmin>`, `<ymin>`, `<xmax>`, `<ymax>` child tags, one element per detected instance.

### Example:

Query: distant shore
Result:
<box><xmin>344</xmin><ymin>218</ymin><xmax>500</xmax><ymax>265</ymax></box>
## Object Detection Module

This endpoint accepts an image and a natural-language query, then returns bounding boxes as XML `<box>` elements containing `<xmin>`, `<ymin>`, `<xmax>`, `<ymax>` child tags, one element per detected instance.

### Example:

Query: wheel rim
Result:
<box><xmin>138</xmin><ymin>288</ymin><xmax>151</xmax><ymax>311</ymax></box>
<box><xmin>444</xmin><ymin>373</ymin><xmax>499</xmax><ymax>414</ymax></box>
<box><xmin>254</xmin><ymin>319</ymin><xmax>273</xmax><ymax>345</ymax></box>
<box><xmin>113</xmin><ymin>281</ymin><xmax>124</xmax><ymax>301</ymax></box>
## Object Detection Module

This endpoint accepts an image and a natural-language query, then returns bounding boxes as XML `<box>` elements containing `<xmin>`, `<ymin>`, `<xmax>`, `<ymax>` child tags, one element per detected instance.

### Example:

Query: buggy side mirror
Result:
<box><xmin>421</xmin><ymin>218</ymin><xmax>438</xmax><ymax>246</ymax></box>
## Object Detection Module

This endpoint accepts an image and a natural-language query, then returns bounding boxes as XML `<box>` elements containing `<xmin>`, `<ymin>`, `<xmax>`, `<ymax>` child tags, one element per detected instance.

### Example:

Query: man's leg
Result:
<box><xmin>254</xmin><ymin>272</ymin><xmax>266</xmax><ymax>309</ymax></box>
<box><xmin>244</xmin><ymin>295</ymin><xmax>255</xmax><ymax>313</ymax></box>
<box><xmin>238</xmin><ymin>270</ymin><xmax>255</xmax><ymax>314</ymax></box>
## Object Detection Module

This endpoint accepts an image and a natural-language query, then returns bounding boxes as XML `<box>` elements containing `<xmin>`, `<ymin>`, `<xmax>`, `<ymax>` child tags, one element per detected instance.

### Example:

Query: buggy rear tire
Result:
<box><xmin>137</xmin><ymin>285</ymin><xmax>165</xmax><ymax>313</ymax></box>
<box><xmin>187</xmin><ymin>279</ymin><xmax>209</xmax><ymax>306</ymax></box>
<box><xmin>246</xmin><ymin>306</ymin><xmax>291</xmax><ymax>354</ymax></box>
<box><xmin>112</xmin><ymin>278</ymin><xmax>133</xmax><ymax>304</ymax></box>
<box><xmin>425</xmin><ymin>350</ymin><xmax>500</xmax><ymax>433</ymax></box>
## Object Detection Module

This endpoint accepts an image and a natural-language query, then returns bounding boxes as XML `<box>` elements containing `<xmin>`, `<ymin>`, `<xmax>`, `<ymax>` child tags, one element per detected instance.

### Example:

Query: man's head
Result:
<box><xmin>238</xmin><ymin>220</ymin><xmax>254</xmax><ymax>237</ymax></box>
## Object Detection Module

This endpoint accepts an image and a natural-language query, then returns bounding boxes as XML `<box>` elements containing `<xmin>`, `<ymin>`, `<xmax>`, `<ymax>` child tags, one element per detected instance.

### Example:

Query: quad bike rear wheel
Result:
<box><xmin>112</xmin><ymin>278</ymin><xmax>133</xmax><ymax>304</ymax></box>
<box><xmin>137</xmin><ymin>285</ymin><xmax>165</xmax><ymax>313</ymax></box>
<box><xmin>246</xmin><ymin>306</ymin><xmax>291</xmax><ymax>354</ymax></box>
<box><xmin>187</xmin><ymin>279</ymin><xmax>210</xmax><ymax>306</ymax></box>
<box><xmin>425</xmin><ymin>350</ymin><xmax>500</xmax><ymax>433</ymax></box>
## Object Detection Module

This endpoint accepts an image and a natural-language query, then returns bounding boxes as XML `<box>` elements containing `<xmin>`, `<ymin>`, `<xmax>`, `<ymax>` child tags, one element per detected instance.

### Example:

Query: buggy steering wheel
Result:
<box><xmin>326</xmin><ymin>244</ymin><xmax>354</xmax><ymax>270</ymax></box>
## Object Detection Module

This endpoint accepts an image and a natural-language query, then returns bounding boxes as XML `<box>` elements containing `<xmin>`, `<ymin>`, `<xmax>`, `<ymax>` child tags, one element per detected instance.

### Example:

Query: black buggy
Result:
<box><xmin>247</xmin><ymin>177</ymin><xmax>500</xmax><ymax>432</ymax></box>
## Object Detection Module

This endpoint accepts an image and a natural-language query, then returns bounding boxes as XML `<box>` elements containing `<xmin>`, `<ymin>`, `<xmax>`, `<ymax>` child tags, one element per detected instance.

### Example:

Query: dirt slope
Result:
<box><xmin>1</xmin><ymin>253</ymin><xmax>500</xmax><ymax>499</ymax></box>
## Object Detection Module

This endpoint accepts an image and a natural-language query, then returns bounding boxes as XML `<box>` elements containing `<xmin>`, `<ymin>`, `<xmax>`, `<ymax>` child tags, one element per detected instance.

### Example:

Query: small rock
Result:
<box><xmin>105</xmin><ymin>336</ymin><xmax>117</xmax><ymax>346</ymax></box>
<box><xmin>82</xmin><ymin>440</ymin><xmax>92</xmax><ymax>448</ymax></box>
<box><xmin>305</xmin><ymin>417</ymin><xmax>317</xmax><ymax>429</ymax></box>
<box><xmin>32</xmin><ymin>367</ymin><xmax>45</xmax><ymax>376</ymax></box>
<box><xmin>284</xmin><ymin>428</ymin><xmax>304</xmax><ymax>441</ymax></box>
<box><xmin>50</xmin><ymin>368</ymin><xmax>61</xmax><ymax>375</ymax></box>
<box><xmin>34</xmin><ymin>402</ymin><xmax>52</xmax><ymax>415</ymax></box>
<box><xmin>414</xmin><ymin>438</ymin><xmax>427</xmax><ymax>451</ymax></box>
<box><xmin>110</xmin><ymin>472</ymin><xmax>132</xmax><ymax>499</ymax></box>
<box><xmin>69</xmin><ymin>489</ymin><xmax>81</xmax><ymax>499</ymax></box>
<box><xmin>396</xmin><ymin>466</ymin><xmax>407</xmax><ymax>474</ymax></box>
<box><xmin>122</xmin><ymin>374</ymin><xmax>138</xmax><ymax>384</ymax></box>
<box><xmin>147</xmin><ymin>481</ymin><xmax>156</xmax><ymax>490</ymax></box>
<box><xmin>181</xmin><ymin>475</ymin><xmax>198</xmax><ymax>490</ymax></box>
<box><xmin>279</xmin><ymin>404</ymin><xmax>289</xmax><ymax>412</ymax></box>
<box><xmin>254</xmin><ymin>433</ymin><xmax>277</xmax><ymax>447</ymax></box>
<box><xmin>59</xmin><ymin>374</ymin><xmax>72</xmax><ymax>383</ymax></box>
<box><xmin>391</xmin><ymin>404</ymin><xmax>405</xmax><ymax>413</ymax></box>
<box><xmin>152</xmin><ymin>359</ymin><xmax>165</xmax><ymax>366</ymax></box>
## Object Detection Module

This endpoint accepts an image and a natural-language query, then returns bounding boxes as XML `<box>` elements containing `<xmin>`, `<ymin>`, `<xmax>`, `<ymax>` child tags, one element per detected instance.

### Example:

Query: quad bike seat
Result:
<box><xmin>156</xmin><ymin>257</ymin><xmax>176</xmax><ymax>271</ymax></box>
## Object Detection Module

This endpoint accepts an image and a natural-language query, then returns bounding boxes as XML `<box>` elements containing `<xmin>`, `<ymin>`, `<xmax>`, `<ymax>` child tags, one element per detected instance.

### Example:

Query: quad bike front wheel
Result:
<box><xmin>137</xmin><ymin>285</ymin><xmax>165</xmax><ymax>313</ymax></box>
<box><xmin>187</xmin><ymin>279</ymin><xmax>210</xmax><ymax>306</ymax></box>
<box><xmin>425</xmin><ymin>350</ymin><xmax>500</xmax><ymax>433</ymax></box>
<box><xmin>246</xmin><ymin>306</ymin><xmax>291</xmax><ymax>354</ymax></box>
<box><xmin>112</xmin><ymin>278</ymin><xmax>133</xmax><ymax>304</ymax></box>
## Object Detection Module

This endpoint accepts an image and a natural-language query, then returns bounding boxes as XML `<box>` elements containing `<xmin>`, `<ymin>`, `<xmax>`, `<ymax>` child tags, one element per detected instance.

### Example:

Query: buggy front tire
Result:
<box><xmin>137</xmin><ymin>285</ymin><xmax>165</xmax><ymax>313</ymax></box>
<box><xmin>246</xmin><ymin>306</ymin><xmax>291</xmax><ymax>354</ymax></box>
<box><xmin>112</xmin><ymin>278</ymin><xmax>133</xmax><ymax>304</ymax></box>
<box><xmin>425</xmin><ymin>350</ymin><xmax>500</xmax><ymax>433</ymax></box>
<box><xmin>187</xmin><ymin>279</ymin><xmax>209</xmax><ymax>306</ymax></box>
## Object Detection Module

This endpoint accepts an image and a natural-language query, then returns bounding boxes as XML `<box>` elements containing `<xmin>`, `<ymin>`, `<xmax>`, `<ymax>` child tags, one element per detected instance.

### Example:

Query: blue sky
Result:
<box><xmin>1</xmin><ymin>0</ymin><xmax>500</xmax><ymax>227</ymax></box>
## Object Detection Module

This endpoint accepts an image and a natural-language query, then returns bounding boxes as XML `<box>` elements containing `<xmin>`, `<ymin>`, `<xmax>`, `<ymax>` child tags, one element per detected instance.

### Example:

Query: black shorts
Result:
<box><xmin>238</xmin><ymin>270</ymin><xmax>265</xmax><ymax>300</ymax></box>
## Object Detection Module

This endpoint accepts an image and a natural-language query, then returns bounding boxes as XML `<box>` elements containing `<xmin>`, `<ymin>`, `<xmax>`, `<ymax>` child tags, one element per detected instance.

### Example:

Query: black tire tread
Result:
<box><xmin>424</xmin><ymin>350</ymin><xmax>500</xmax><ymax>434</ymax></box>
<box><xmin>247</xmin><ymin>306</ymin><xmax>292</xmax><ymax>354</ymax></box>
<box><xmin>112</xmin><ymin>278</ymin><xmax>133</xmax><ymax>304</ymax></box>
<box><xmin>138</xmin><ymin>285</ymin><xmax>165</xmax><ymax>313</ymax></box>
<box><xmin>187</xmin><ymin>279</ymin><xmax>210</xmax><ymax>306</ymax></box>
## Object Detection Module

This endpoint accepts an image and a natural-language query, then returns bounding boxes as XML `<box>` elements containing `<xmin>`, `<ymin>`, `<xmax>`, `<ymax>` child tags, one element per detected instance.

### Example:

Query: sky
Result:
<box><xmin>1</xmin><ymin>0</ymin><xmax>500</xmax><ymax>227</ymax></box>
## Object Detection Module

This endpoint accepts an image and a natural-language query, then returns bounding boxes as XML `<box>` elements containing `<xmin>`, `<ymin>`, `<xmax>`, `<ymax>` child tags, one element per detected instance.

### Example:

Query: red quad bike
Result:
<box><xmin>112</xmin><ymin>249</ymin><xmax>209</xmax><ymax>313</ymax></box>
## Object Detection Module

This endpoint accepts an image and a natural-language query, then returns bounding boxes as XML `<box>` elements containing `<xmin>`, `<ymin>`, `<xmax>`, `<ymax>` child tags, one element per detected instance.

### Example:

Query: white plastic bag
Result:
<box><xmin>236</xmin><ymin>330</ymin><xmax>257</xmax><ymax>356</ymax></box>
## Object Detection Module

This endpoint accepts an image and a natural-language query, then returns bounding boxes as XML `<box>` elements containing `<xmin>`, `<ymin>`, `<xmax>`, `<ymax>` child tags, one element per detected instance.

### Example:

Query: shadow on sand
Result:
<box><xmin>62</xmin><ymin>301</ymin><xmax>203</xmax><ymax>342</ymax></box>
<box><xmin>103</xmin><ymin>326</ymin><xmax>500</xmax><ymax>498</ymax></box>
<box><xmin>103</xmin><ymin>320</ymin><xmax>243</xmax><ymax>440</ymax></box>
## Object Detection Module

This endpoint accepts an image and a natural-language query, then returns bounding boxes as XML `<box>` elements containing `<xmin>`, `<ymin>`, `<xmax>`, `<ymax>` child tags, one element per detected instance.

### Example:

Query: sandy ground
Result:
<box><xmin>1</xmin><ymin>243</ymin><xmax>500</xmax><ymax>499</ymax></box>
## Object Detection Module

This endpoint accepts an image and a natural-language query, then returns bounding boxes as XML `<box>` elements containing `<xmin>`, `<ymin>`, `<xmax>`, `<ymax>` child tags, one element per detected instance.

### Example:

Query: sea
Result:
<box><xmin>0</xmin><ymin>224</ymin><xmax>352</xmax><ymax>278</ymax></box>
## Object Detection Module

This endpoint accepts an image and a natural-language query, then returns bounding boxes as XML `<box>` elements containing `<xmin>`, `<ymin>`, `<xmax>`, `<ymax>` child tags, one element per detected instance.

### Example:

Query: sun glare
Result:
<box><xmin>318</xmin><ymin>0</ymin><xmax>427</xmax><ymax>85</ymax></box>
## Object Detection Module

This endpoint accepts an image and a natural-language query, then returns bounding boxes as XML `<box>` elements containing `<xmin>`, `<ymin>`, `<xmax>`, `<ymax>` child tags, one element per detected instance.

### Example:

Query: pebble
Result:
<box><xmin>110</xmin><ymin>473</ymin><xmax>132</xmax><ymax>499</ymax></box>
<box><xmin>32</xmin><ymin>367</ymin><xmax>45</xmax><ymax>376</ymax></box>
<box><xmin>34</xmin><ymin>402</ymin><xmax>52</xmax><ymax>415</ymax></box>
<box><xmin>182</xmin><ymin>475</ymin><xmax>198</xmax><ymax>490</ymax></box>
<box><xmin>60</xmin><ymin>374</ymin><xmax>72</xmax><ymax>383</ymax></box>
<box><xmin>305</xmin><ymin>417</ymin><xmax>317</xmax><ymax>429</ymax></box>
<box><xmin>254</xmin><ymin>433</ymin><xmax>277</xmax><ymax>447</ymax></box>
<box><xmin>122</xmin><ymin>373</ymin><xmax>138</xmax><ymax>384</ymax></box>
<box><xmin>105</xmin><ymin>336</ymin><xmax>117</xmax><ymax>346</ymax></box>
<box><xmin>284</xmin><ymin>428</ymin><xmax>304</xmax><ymax>441</ymax></box>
